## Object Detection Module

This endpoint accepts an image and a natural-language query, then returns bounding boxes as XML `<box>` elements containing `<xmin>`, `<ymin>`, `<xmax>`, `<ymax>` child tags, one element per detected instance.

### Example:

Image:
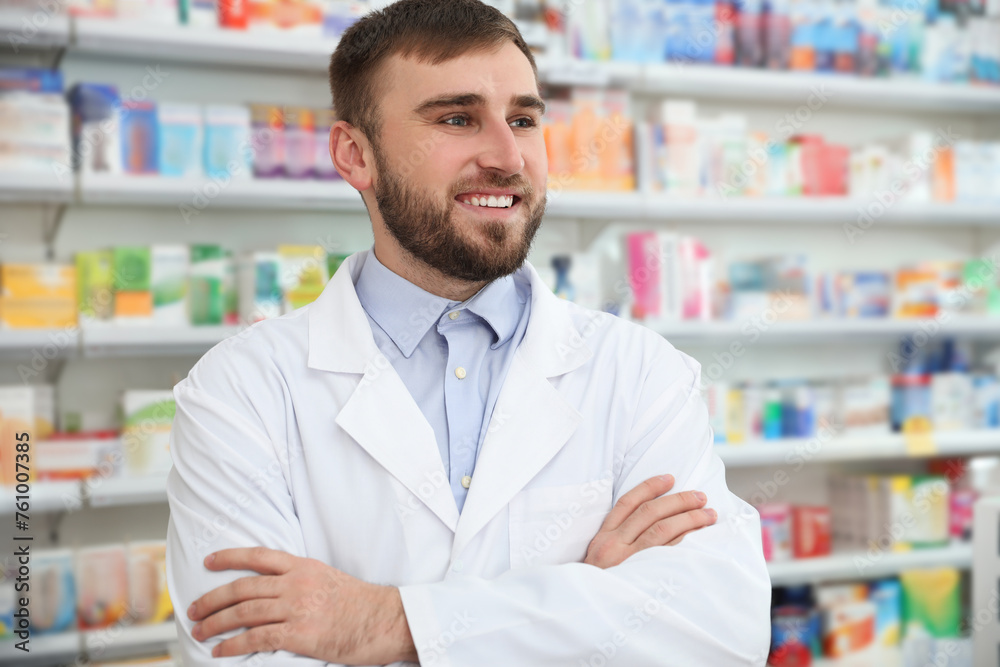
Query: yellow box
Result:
<box><xmin>0</xmin><ymin>298</ymin><xmax>77</xmax><ymax>329</ymax></box>
<box><xmin>1</xmin><ymin>264</ymin><xmax>75</xmax><ymax>300</ymax></box>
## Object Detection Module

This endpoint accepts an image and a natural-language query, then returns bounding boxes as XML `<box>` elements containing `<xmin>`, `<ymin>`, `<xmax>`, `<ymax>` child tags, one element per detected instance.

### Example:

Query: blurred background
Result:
<box><xmin>1</xmin><ymin>0</ymin><xmax>1000</xmax><ymax>664</ymax></box>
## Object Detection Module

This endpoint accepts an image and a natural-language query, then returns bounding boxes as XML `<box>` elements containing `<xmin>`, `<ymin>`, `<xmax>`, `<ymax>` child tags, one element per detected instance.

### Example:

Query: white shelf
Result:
<box><xmin>652</xmin><ymin>317</ymin><xmax>1000</xmax><ymax>345</ymax></box>
<box><xmin>73</xmin><ymin>18</ymin><xmax>336</xmax><ymax>71</ymax></box>
<box><xmin>60</xmin><ymin>24</ymin><xmax>1000</xmax><ymax>114</ymax></box>
<box><xmin>717</xmin><ymin>430</ymin><xmax>1000</xmax><ymax>467</ymax></box>
<box><xmin>82</xmin><ymin>621</ymin><xmax>176</xmax><ymax>655</ymax></box>
<box><xmin>0</xmin><ymin>328</ymin><xmax>80</xmax><ymax>359</ymax></box>
<box><xmin>767</xmin><ymin>542</ymin><xmax>972</xmax><ymax>586</ymax></box>
<box><xmin>81</xmin><ymin>324</ymin><xmax>242</xmax><ymax>357</ymax></box>
<box><xmin>0</xmin><ymin>9</ymin><xmax>70</xmax><ymax>49</ymax></box>
<box><xmin>0</xmin><ymin>479</ymin><xmax>81</xmax><ymax>515</ymax></box>
<box><xmin>635</xmin><ymin>60</ymin><xmax>1000</xmax><ymax>114</ymax></box>
<box><xmin>78</xmin><ymin>173</ymin><xmax>364</xmax><ymax>211</ymax></box>
<box><xmin>810</xmin><ymin>647</ymin><xmax>902</xmax><ymax>667</ymax></box>
<box><xmin>0</xmin><ymin>629</ymin><xmax>80</xmax><ymax>664</ymax></box>
<box><xmin>0</xmin><ymin>171</ymin><xmax>74</xmax><ymax>204</ymax></box>
<box><xmin>67</xmin><ymin>175</ymin><xmax>1000</xmax><ymax>224</ymax></box>
<box><xmin>86</xmin><ymin>474</ymin><xmax>168</xmax><ymax>508</ymax></box>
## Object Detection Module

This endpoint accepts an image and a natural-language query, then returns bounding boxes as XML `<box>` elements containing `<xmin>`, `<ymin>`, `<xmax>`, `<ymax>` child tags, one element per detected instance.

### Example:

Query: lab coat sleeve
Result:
<box><xmin>397</xmin><ymin>343</ymin><xmax>772</xmax><ymax>667</ymax></box>
<box><xmin>165</xmin><ymin>378</ymin><xmax>329</xmax><ymax>666</ymax></box>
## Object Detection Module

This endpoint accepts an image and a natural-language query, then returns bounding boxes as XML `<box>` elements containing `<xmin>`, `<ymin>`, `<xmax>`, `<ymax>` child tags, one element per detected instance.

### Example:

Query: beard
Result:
<box><xmin>370</xmin><ymin>140</ymin><xmax>545</xmax><ymax>284</ymax></box>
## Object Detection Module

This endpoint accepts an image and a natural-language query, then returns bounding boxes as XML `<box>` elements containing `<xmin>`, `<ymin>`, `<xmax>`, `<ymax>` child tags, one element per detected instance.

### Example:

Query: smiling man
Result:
<box><xmin>165</xmin><ymin>1</ymin><xmax>771</xmax><ymax>665</ymax></box>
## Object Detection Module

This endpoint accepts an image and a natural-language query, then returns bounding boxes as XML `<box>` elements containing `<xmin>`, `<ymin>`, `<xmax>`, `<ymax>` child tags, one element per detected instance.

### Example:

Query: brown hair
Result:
<box><xmin>328</xmin><ymin>0</ymin><xmax>538</xmax><ymax>150</ymax></box>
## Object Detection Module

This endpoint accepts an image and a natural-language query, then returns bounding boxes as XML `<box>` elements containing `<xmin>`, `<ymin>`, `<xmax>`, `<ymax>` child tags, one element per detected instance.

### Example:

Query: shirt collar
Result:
<box><xmin>354</xmin><ymin>249</ymin><xmax>524</xmax><ymax>357</ymax></box>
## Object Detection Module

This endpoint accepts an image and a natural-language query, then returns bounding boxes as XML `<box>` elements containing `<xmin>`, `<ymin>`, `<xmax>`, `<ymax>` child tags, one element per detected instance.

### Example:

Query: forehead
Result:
<box><xmin>379</xmin><ymin>41</ymin><xmax>540</xmax><ymax>116</ymax></box>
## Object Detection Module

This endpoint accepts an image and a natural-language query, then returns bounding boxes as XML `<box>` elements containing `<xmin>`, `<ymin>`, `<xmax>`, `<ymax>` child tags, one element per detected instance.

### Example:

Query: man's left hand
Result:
<box><xmin>187</xmin><ymin>547</ymin><xmax>418</xmax><ymax>664</ymax></box>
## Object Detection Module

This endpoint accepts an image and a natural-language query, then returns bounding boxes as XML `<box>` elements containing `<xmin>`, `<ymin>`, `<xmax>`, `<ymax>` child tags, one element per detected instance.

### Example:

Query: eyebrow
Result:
<box><xmin>412</xmin><ymin>92</ymin><xmax>546</xmax><ymax>116</ymax></box>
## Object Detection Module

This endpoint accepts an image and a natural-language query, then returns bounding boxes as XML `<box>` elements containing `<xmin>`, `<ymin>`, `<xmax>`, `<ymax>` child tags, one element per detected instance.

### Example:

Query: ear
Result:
<box><xmin>330</xmin><ymin>120</ymin><xmax>373</xmax><ymax>192</ymax></box>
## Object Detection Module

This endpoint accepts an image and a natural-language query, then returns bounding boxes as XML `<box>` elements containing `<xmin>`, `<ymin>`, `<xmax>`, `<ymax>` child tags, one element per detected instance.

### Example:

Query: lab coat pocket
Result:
<box><xmin>508</xmin><ymin>479</ymin><xmax>614</xmax><ymax>570</ymax></box>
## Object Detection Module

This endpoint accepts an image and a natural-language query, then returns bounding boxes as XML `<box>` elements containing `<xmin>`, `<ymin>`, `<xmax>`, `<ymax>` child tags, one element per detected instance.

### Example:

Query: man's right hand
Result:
<box><xmin>583</xmin><ymin>475</ymin><xmax>717</xmax><ymax>569</ymax></box>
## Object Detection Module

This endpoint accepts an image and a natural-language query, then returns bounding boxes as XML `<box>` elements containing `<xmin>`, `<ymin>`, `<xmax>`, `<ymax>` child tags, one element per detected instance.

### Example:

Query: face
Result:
<box><xmin>367</xmin><ymin>41</ymin><xmax>548</xmax><ymax>283</ymax></box>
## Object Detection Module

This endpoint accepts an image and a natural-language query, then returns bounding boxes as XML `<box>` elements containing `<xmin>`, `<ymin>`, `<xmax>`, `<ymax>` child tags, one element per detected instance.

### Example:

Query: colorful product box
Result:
<box><xmin>250</xmin><ymin>103</ymin><xmax>285</xmax><ymax>178</ymax></box>
<box><xmin>204</xmin><ymin>105</ymin><xmax>252</xmax><ymax>180</ymax></box>
<box><xmin>120</xmin><ymin>390</ymin><xmax>175</xmax><ymax>477</ymax></box>
<box><xmin>76</xmin><ymin>250</ymin><xmax>115</xmax><ymax>323</ymax></box>
<box><xmin>68</xmin><ymin>83</ymin><xmax>122</xmax><ymax>175</ymax></box>
<box><xmin>284</xmin><ymin>106</ymin><xmax>316</xmax><ymax>179</ymax></box>
<box><xmin>31</xmin><ymin>550</ymin><xmax>77</xmax><ymax>635</ymax></box>
<box><xmin>792</xmin><ymin>505</ymin><xmax>831</xmax><ymax>558</ymax></box>
<box><xmin>238</xmin><ymin>251</ymin><xmax>281</xmax><ymax>324</ymax></box>
<box><xmin>0</xmin><ymin>264</ymin><xmax>77</xmax><ymax>329</ymax></box>
<box><xmin>128</xmin><ymin>541</ymin><xmax>173</xmax><ymax>625</ymax></box>
<box><xmin>157</xmin><ymin>103</ymin><xmax>203</xmax><ymax>178</ymax></box>
<box><xmin>0</xmin><ymin>386</ymin><xmax>36</xmax><ymax>486</ymax></box>
<box><xmin>759</xmin><ymin>502</ymin><xmax>793</xmax><ymax>562</ymax></box>
<box><xmin>278</xmin><ymin>245</ymin><xmax>328</xmax><ymax>313</ymax></box>
<box><xmin>151</xmin><ymin>245</ymin><xmax>189</xmax><ymax>326</ymax></box>
<box><xmin>76</xmin><ymin>545</ymin><xmax>129</xmax><ymax>630</ymax></box>
<box><xmin>189</xmin><ymin>244</ymin><xmax>225</xmax><ymax>325</ymax></box>
<box><xmin>113</xmin><ymin>246</ymin><xmax>153</xmax><ymax>324</ymax></box>
<box><xmin>120</xmin><ymin>100</ymin><xmax>158</xmax><ymax>175</ymax></box>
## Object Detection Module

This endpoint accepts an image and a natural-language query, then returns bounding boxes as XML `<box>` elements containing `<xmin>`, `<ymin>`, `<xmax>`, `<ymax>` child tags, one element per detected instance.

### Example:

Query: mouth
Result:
<box><xmin>454</xmin><ymin>193</ymin><xmax>523</xmax><ymax>218</ymax></box>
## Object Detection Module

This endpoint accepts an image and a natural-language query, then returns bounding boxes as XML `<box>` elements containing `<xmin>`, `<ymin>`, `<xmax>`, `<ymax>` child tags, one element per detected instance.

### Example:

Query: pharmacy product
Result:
<box><xmin>69</xmin><ymin>84</ymin><xmax>122</xmax><ymax>175</ymax></box>
<box><xmin>76</xmin><ymin>250</ymin><xmax>114</xmax><ymax>323</ymax></box>
<box><xmin>157</xmin><ymin>103</ymin><xmax>202</xmax><ymax>177</ymax></box>
<box><xmin>151</xmin><ymin>245</ymin><xmax>188</xmax><ymax>326</ymax></box>
<box><xmin>189</xmin><ymin>244</ymin><xmax>226</xmax><ymax>325</ymax></box>
<box><xmin>31</xmin><ymin>550</ymin><xmax>76</xmax><ymax>634</ymax></box>
<box><xmin>204</xmin><ymin>105</ymin><xmax>251</xmax><ymax>179</ymax></box>
<box><xmin>128</xmin><ymin>541</ymin><xmax>173</xmax><ymax>625</ymax></box>
<box><xmin>120</xmin><ymin>390</ymin><xmax>174</xmax><ymax>477</ymax></box>
<box><xmin>278</xmin><ymin>245</ymin><xmax>328</xmax><ymax>313</ymax></box>
<box><xmin>113</xmin><ymin>246</ymin><xmax>153</xmax><ymax>324</ymax></box>
<box><xmin>76</xmin><ymin>545</ymin><xmax>129</xmax><ymax>629</ymax></box>
<box><xmin>900</xmin><ymin>568</ymin><xmax>961</xmax><ymax>638</ymax></box>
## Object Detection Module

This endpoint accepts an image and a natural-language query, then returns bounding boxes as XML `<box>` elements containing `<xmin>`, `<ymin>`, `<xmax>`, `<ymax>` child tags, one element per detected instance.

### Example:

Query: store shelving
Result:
<box><xmin>0</xmin><ymin>8</ymin><xmax>70</xmax><ymax>50</ymax></box>
<box><xmin>767</xmin><ymin>542</ymin><xmax>972</xmax><ymax>586</ymax></box>
<box><xmin>716</xmin><ymin>430</ymin><xmax>1000</xmax><ymax>467</ymax></box>
<box><xmin>73</xmin><ymin>17</ymin><xmax>335</xmax><ymax>71</ymax></box>
<box><xmin>0</xmin><ymin>622</ymin><xmax>176</xmax><ymax>665</ymax></box>
<box><xmin>652</xmin><ymin>317</ymin><xmax>1000</xmax><ymax>345</ymax></box>
<box><xmin>86</xmin><ymin>474</ymin><xmax>169</xmax><ymax>508</ymax></box>
<box><xmin>0</xmin><ymin>175</ymin><xmax>970</xmax><ymax>225</ymax></box>
<box><xmin>36</xmin><ymin>17</ymin><xmax>1000</xmax><ymax>115</ymax></box>
<box><xmin>80</xmin><ymin>324</ymin><xmax>243</xmax><ymax>358</ymax></box>
<box><xmin>77</xmin><ymin>173</ymin><xmax>365</xmax><ymax>212</ymax></box>
<box><xmin>0</xmin><ymin>171</ymin><xmax>74</xmax><ymax>204</ymax></box>
<box><xmin>0</xmin><ymin>471</ymin><xmax>168</xmax><ymax>514</ymax></box>
<box><xmin>0</xmin><ymin>328</ymin><xmax>79</xmax><ymax>360</ymax></box>
<box><xmin>0</xmin><ymin>479</ymin><xmax>81</xmax><ymax>515</ymax></box>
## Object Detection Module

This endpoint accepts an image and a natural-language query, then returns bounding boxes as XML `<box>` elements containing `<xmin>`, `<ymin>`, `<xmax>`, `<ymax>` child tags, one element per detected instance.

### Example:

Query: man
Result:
<box><xmin>165</xmin><ymin>1</ymin><xmax>771</xmax><ymax>664</ymax></box>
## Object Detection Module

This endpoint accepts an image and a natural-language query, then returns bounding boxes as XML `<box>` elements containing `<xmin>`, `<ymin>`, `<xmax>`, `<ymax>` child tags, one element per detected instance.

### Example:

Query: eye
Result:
<box><xmin>443</xmin><ymin>115</ymin><xmax>469</xmax><ymax>127</ymax></box>
<box><xmin>512</xmin><ymin>117</ymin><xmax>537</xmax><ymax>128</ymax></box>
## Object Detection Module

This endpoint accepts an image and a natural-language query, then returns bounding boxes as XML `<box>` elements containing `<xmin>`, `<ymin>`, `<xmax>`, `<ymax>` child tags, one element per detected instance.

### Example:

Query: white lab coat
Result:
<box><xmin>165</xmin><ymin>249</ymin><xmax>771</xmax><ymax>666</ymax></box>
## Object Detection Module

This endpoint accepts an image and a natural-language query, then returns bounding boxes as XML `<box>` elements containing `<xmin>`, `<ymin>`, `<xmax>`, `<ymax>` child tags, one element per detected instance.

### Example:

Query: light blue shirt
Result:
<box><xmin>354</xmin><ymin>250</ymin><xmax>531</xmax><ymax>513</ymax></box>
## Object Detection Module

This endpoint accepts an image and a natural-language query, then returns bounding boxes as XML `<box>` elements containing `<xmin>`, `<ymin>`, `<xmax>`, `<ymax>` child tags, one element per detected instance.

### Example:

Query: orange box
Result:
<box><xmin>114</xmin><ymin>291</ymin><xmax>153</xmax><ymax>318</ymax></box>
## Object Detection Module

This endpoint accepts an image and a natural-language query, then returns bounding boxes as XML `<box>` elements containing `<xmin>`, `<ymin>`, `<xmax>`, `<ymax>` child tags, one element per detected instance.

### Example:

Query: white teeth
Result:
<box><xmin>461</xmin><ymin>195</ymin><xmax>514</xmax><ymax>208</ymax></box>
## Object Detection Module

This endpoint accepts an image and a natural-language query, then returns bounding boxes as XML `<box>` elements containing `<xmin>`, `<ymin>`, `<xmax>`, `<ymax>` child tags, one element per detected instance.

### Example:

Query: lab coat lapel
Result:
<box><xmin>309</xmin><ymin>251</ymin><xmax>459</xmax><ymax>533</ymax></box>
<box><xmin>452</xmin><ymin>263</ymin><xmax>594</xmax><ymax>557</ymax></box>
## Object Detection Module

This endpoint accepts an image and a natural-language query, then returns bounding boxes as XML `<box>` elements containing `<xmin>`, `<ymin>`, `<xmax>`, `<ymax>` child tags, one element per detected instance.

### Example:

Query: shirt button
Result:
<box><xmin>452</xmin><ymin>560</ymin><xmax>464</xmax><ymax>573</ymax></box>
<box><xmin>448</xmin><ymin>311</ymin><xmax>459</xmax><ymax>320</ymax></box>
<box><xmin>461</xmin><ymin>475</ymin><xmax>472</xmax><ymax>489</ymax></box>
<box><xmin>455</xmin><ymin>366</ymin><xmax>467</xmax><ymax>380</ymax></box>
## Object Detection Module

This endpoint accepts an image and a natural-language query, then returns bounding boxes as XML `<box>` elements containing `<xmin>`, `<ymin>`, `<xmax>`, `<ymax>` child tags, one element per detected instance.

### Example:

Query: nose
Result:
<box><xmin>476</xmin><ymin>115</ymin><xmax>525</xmax><ymax>176</ymax></box>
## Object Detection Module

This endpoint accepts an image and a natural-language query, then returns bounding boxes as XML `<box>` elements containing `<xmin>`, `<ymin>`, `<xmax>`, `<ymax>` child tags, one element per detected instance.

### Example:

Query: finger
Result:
<box><xmin>205</xmin><ymin>547</ymin><xmax>296</xmax><ymax>576</ymax></box>
<box><xmin>188</xmin><ymin>575</ymin><xmax>282</xmax><ymax>621</ymax></box>
<box><xmin>634</xmin><ymin>507</ymin><xmax>718</xmax><ymax>551</ymax></box>
<box><xmin>193</xmin><ymin>598</ymin><xmax>286</xmax><ymax>642</ymax></box>
<box><xmin>211</xmin><ymin>623</ymin><xmax>289</xmax><ymax>658</ymax></box>
<box><xmin>598</xmin><ymin>475</ymin><xmax>675</xmax><ymax>532</ymax></box>
<box><xmin>617</xmin><ymin>490</ymin><xmax>708</xmax><ymax>544</ymax></box>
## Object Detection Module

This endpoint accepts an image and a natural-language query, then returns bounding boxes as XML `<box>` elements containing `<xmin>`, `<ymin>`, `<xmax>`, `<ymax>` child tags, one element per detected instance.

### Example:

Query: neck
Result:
<box><xmin>372</xmin><ymin>242</ymin><xmax>488</xmax><ymax>303</ymax></box>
